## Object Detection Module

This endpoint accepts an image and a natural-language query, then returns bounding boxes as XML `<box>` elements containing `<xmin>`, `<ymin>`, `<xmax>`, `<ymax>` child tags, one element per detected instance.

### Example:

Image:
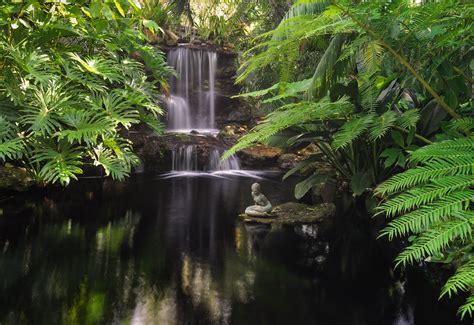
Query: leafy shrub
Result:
<box><xmin>0</xmin><ymin>1</ymin><xmax>172</xmax><ymax>185</ymax></box>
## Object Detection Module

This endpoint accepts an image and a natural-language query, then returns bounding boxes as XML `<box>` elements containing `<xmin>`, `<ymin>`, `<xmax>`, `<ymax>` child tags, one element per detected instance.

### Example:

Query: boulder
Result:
<box><xmin>0</xmin><ymin>165</ymin><xmax>35</xmax><ymax>192</ymax></box>
<box><xmin>238</xmin><ymin>144</ymin><xmax>283</xmax><ymax>168</ymax></box>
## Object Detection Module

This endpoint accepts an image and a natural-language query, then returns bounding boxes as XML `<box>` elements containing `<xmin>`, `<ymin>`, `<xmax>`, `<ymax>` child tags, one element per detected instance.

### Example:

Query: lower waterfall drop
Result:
<box><xmin>208</xmin><ymin>149</ymin><xmax>240</xmax><ymax>171</ymax></box>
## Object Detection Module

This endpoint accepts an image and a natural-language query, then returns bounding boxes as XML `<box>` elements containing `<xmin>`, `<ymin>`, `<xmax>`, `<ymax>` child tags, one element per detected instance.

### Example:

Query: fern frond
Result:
<box><xmin>380</xmin><ymin>190</ymin><xmax>474</xmax><ymax>240</ymax></box>
<box><xmin>306</xmin><ymin>33</ymin><xmax>348</xmax><ymax>100</ymax></box>
<box><xmin>223</xmin><ymin>97</ymin><xmax>353</xmax><ymax>159</ymax></box>
<box><xmin>458</xmin><ymin>295</ymin><xmax>474</xmax><ymax>320</ymax></box>
<box><xmin>378</xmin><ymin>175</ymin><xmax>474</xmax><ymax>218</ymax></box>
<box><xmin>376</xmin><ymin>156</ymin><xmax>474</xmax><ymax>196</ymax></box>
<box><xmin>396</xmin><ymin>109</ymin><xmax>420</xmax><ymax>129</ymax></box>
<box><xmin>447</xmin><ymin>117</ymin><xmax>474</xmax><ymax>134</ymax></box>
<box><xmin>369</xmin><ymin>110</ymin><xmax>397</xmax><ymax>141</ymax></box>
<box><xmin>394</xmin><ymin>218</ymin><xmax>472</xmax><ymax>267</ymax></box>
<box><xmin>410</xmin><ymin>137</ymin><xmax>474</xmax><ymax>163</ymax></box>
<box><xmin>441</xmin><ymin>259</ymin><xmax>474</xmax><ymax>298</ymax></box>
<box><xmin>359</xmin><ymin>39</ymin><xmax>383</xmax><ymax>74</ymax></box>
<box><xmin>332</xmin><ymin>114</ymin><xmax>375</xmax><ymax>150</ymax></box>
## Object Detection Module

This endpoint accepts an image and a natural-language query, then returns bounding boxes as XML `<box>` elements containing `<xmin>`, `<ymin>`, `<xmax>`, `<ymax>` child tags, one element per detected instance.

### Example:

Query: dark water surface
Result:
<box><xmin>0</xmin><ymin>175</ymin><xmax>468</xmax><ymax>324</ymax></box>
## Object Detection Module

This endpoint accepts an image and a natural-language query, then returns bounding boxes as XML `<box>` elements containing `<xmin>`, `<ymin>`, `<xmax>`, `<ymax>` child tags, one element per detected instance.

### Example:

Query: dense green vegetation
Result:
<box><xmin>0</xmin><ymin>0</ymin><xmax>472</xmax><ymax>320</ymax></box>
<box><xmin>225</xmin><ymin>0</ymin><xmax>473</xmax><ymax>318</ymax></box>
<box><xmin>0</xmin><ymin>0</ymin><xmax>172</xmax><ymax>185</ymax></box>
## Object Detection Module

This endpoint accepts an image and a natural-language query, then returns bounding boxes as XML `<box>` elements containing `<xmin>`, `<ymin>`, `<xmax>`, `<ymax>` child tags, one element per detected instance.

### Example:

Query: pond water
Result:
<box><xmin>0</xmin><ymin>174</ymin><xmax>468</xmax><ymax>324</ymax></box>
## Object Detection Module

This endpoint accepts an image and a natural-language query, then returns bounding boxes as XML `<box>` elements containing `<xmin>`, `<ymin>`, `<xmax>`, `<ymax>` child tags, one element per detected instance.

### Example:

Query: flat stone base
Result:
<box><xmin>239</xmin><ymin>202</ymin><xmax>336</xmax><ymax>225</ymax></box>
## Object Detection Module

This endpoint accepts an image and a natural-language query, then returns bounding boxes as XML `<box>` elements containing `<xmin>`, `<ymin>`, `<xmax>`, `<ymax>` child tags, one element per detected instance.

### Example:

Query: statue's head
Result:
<box><xmin>251</xmin><ymin>183</ymin><xmax>261</xmax><ymax>194</ymax></box>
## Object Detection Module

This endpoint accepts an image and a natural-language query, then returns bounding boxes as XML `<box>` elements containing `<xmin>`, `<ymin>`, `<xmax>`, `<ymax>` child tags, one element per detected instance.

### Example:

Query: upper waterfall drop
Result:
<box><xmin>166</xmin><ymin>47</ymin><xmax>217</xmax><ymax>133</ymax></box>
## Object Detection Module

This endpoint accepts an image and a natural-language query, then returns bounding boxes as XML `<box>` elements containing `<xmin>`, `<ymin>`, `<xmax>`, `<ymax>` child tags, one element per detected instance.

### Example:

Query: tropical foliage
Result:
<box><xmin>171</xmin><ymin>0</ymin><xmax>292</xmax><ymax>47</ymax></box>
<box><xmin>377</xmin><ymin>136</ymin><xmax>474</xmax><ymax>318</ymax></box>
<box><xmin>0</xmin><ymin>0</ymin><xmax>172</xmax><ymax>185</ymax></box>
<box><xmin>224</xmin><ymin>0</ymin><xmax>473</xmax><ymax>318</ymax></box>
<box><xmin>225</xmin><ymin>0</ymin><xmax>472</xmax><ymax>198</ymax></box>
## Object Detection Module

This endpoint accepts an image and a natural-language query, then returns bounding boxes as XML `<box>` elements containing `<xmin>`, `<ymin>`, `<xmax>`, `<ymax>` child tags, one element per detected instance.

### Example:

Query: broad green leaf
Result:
<box><xmin>351</xmin><ymin>172</ymin><xmax>372</xmax><ymax>196</ymax></box>
<box><xmin>391</xmin><ymin>130</ymin><xmax>404</xmax><ymax>147</ymax></box>
<box><xmin>294</xmin><ymin>174</ymin><xmax>328</xmax><ymax>200</ymax></box>
<box><xmin>114</xmin><ymin>0</ymin><xmax>125</xmax><ymax>17</ymax></box>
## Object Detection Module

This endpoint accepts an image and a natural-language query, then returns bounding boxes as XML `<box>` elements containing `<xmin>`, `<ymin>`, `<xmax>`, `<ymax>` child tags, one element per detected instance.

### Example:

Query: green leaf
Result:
<box><xmin>381</xmin><ymin>148</ymin><xmax>400</xmax><ymax>168</ymax></box>
<box><xmin>391</xmin><ymin>130</ymin><xmax>405</xmax><ymax>147</ymax></box>
<box><xmin>142</xmin><ymin>20</ymin><xmax>163</xmax><ymax>34</ymax></box>
<box><xmin>294</xmin><ymin>174</ymin><xmax>328</xmax><ymax>200</ymax></box>
<box><xmin>89</xmin><ymin>0</ymin><xmax>102</xmax><ymax>18</ymax></box>
<box><xmin>351</xmin><ymin>172</ymin><xmax>372</xmax><ymax>196</ymax></box>
<box><xmin>114</xmin><ymin>0</ymin><xmax>125</xmax><ymax>17</ymax></box>
<box><xmin>282</xmin><ymin>155</ymin><xmax>321</xmax><ymax>180</ymax></box>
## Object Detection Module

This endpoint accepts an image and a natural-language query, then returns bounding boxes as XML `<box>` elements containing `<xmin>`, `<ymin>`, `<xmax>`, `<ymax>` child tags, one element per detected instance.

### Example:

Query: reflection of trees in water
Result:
<box><xmin>0</xmin><ymin>177</ymin><xmax>467</xmax><ymax>324</ymax></box>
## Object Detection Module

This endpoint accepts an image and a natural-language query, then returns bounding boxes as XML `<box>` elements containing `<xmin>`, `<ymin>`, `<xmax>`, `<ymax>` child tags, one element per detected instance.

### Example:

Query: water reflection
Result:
<box><xmin>0</xmin><ymin>175</ymin><xmax>468</xmax><ymax>324</ymax></box>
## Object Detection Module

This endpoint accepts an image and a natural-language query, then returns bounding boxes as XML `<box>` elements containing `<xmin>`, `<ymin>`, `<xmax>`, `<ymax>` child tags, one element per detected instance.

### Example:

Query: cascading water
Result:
<box><xmin>167</xmin><ymin>47</ymin><xmax>217</xmax><ymax>132</ymax></box>
<box><xmin>164</xmin><ymin>46</ymin><xmax>249</xmax><ymax>176</ymax></box>
<box><xmin>170</xmin><ymin>145</ymin><xmax>241</xmax><ymax>173</ymax></box>
<box><xmin>208</xmin><ymin>149</ymin><xmax>240</xmax><ymax>171</ymax></box>
<box><xmin>171</xmin><ymin>145</ymin><xmax>198</xmax><ymax>171</ymax></box>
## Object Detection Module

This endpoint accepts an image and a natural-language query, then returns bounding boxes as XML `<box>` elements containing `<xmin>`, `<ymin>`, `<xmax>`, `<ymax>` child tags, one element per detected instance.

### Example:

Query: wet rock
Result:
<box><xmin>126</xmin><ymin>130</ymin><xmax>235</xmax><ymax>173</ymax></box>
<box><xmin>217</xmin><ymin>125</ymin><xmax>248</xmax><ymax>147</ymax></box>
<box><xmin>239</xmin><ymin>202</ymin><xmax>336</xmax><ymax>225</ymax></box>
<box><xmin>278</xmin><ymin>153</ymin><xmax>301</xmax><ymax>170</ymax></box>
<box><xmin>164</xmin><ymin>30</ymin><xmax>179</xmax><ymax>46</ymax></box>
<box><xmin>0</xmin><ymin>165</ymin><xmax>35</xmax><ymax>192</ymax></box>
<box><xmin>238</xmin><ymin>144</ymin><xmax>283</xmax><ymax>168</ymax></box>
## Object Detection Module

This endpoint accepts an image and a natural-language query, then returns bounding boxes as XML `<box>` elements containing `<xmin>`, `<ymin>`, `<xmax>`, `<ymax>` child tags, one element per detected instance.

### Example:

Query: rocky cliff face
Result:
<box><xmin>214</xmin><ymin>51</ymin><xmax>252</xmax><ymax>128</ymax></box>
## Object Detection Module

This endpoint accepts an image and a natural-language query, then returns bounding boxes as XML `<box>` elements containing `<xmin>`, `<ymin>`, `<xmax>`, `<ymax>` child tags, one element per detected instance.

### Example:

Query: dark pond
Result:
<box><xmin>0</xmin><ymin>174</ymin><xmax>468</xmax><ymax>324</ymax></box>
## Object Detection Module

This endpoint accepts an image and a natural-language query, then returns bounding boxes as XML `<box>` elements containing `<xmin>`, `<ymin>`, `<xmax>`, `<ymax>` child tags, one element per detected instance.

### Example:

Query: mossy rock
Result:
<box><xmin>239</xmin><ymin>202</ymin><xmax>335</xmax><ymax>225</ymax></box>
<box><xmin>0</xmin><ymin>165</ymin><xmax>35</xmax><ymax>192</ymax></box>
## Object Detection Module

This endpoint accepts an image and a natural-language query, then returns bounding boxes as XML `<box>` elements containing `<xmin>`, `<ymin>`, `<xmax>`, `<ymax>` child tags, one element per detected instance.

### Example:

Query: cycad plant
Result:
<box><xmin>0</xmin><ymin>1</ymin><xmax>172</xmax><ymax>185</ymax></box>
<box><xmin>376</xmin><ymin>136</ymin><xmax>474</xmax><ymax>319</ymax></box>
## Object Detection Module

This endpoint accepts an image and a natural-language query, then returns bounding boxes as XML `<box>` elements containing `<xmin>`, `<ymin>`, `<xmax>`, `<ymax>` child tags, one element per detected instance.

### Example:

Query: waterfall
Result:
<box><xmin>208</xmin><ymin>149</ymin><xmax>240</xmax><ymax>171</ymax></box>
<box><xmin>167</xmin><ymin>96</ymin><xmax>191</xmax><ymax>130</ymax></box>
<box><xmin>171</xmin><ymin>145</ymin><xmax>198</xmax><ymax>171</ymax></box>
<box><xmin>165</xmin><ymin>46</ymin><xmax>247</xmax><ymax>176</ymax></box>
<box><xmin>167</xmin><ymin>47</ymin><xmax>218</xmax><ymax>132</ymax></box>
<box><xmin>171</xmin><ymin>145</ymin><xmax>240</xmax><ymax>172</ymax></box>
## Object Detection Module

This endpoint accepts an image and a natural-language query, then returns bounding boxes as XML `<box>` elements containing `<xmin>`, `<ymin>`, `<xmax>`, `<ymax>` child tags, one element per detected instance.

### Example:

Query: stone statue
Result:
<box><xmin>245</xmin><ymin>183</ymin><xmax>272</xmax><ymax>217</ymax></box>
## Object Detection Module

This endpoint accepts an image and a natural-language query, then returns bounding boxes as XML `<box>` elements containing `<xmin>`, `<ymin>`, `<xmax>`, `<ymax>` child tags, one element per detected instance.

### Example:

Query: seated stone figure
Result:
<box><xmin>245</xmin><ymin>183</ymin><xmax>272</xmax><ymax>217</ymax></box>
